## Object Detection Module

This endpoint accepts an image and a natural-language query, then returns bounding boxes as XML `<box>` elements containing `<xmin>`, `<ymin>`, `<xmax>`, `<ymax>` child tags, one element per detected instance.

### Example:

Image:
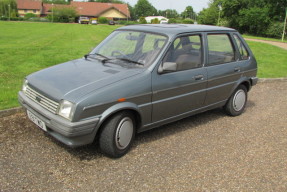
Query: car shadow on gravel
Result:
<box><xmin>44</xmin><ymin>133</ymin><xmax>105</xmax><ymax>160</ymax></box>
<box><xmin>135</xmin><ymin>100</ymin><xmax>255</xmax><ymax>146</ymax></box>
<box><xmin>134</xmin><ymin>108</ymin><xmax>226</xmax><ymax>144</ymax></box>
<box><xmin>61</xmin><ymin>108</ymin><xmax>228</xmax><ymax>160</ymax></box>
<box><xmin>52</xmin><ymin>101</ymin><xmax>255</xmax><ymax>160</ymax></box>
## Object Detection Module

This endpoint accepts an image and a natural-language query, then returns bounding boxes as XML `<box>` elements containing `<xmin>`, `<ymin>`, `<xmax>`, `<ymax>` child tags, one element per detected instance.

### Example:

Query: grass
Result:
<box><xmin>0</xmin><ymin>22</ymin><xmax>119</xmax><ymax>110</ymax></box>
<box><xmin>246</xmin><ymin>40</ymin><xmax>287</xmax><ymax>78</ymax></box>
<box><xmin>243</xmin><ymin>34</ymin><xmax>287</xmax><ymax>43</ymax></box>
<box><xmin>0</xmin><ymin>22</ymin><xmax>286</xmax><ymax>110</ymax></box>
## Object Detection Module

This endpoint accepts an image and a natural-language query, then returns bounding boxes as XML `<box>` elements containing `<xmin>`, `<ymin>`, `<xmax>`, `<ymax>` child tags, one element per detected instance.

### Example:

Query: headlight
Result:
<box><xmin>22</xmin><ymin>79</ymin><xmax>28</xmax><ymax>93</ymax></box>
<box><xmin>58</xmin><ymin>100</ymin><xmax>75</xmax><ymax>120</ymax></box>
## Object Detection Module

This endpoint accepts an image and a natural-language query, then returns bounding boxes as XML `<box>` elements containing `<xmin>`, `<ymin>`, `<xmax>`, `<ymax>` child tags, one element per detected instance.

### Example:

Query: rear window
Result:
<box><xmin>207</xmin><ymin>34</ymin><xmax>235</xmax><ymax>65</ymax></box>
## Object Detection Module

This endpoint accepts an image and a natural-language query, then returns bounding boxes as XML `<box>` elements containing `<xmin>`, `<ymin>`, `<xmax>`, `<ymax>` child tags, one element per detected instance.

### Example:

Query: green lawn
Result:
<box><xmin>246</xmin><ymin>40</ymin><xmax>287</xmax><ymax>78</ymax></box>
<box><xmin>0</xmin><ymin>22</ymin><xmax>286</xmax><ymax>110</ymax></box>
<box><xmin>0</xmin><ymin>22</ymin><xmax>119</xmax><ymax>110</ymax></box>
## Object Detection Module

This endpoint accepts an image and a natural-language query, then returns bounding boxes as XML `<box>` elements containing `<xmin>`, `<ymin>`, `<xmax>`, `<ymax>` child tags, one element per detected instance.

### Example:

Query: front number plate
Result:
<box><xmin>27</xmin><ymin>110</ymin><xmax>47</xmax><ymax>132</ymax></box>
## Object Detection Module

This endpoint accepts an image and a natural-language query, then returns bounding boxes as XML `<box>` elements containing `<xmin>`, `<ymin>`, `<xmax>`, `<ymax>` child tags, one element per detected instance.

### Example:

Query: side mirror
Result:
<box><xmin>158</xmin><ymin>62</ymin><xmax>177</xmax><ymax>73</ymax></box>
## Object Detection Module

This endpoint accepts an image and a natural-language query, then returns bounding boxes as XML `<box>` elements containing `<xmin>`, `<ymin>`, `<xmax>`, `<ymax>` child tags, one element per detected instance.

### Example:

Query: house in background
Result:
<box><xmin>145</xmin><ymin>16</ymin><xmax>168</xmax><ymax>23</ymax></box>
<box><xmin>16</xmin><ymin>0</ymin><xmax>130</xmax><ymax>21</ymax></box>
<box><xmin>17</xmin><ymin>0</ymin><xmax>42</xmax><ymax>17</ymax></box>
<box><xmin>70</xmin><ymin>1</ymin><xmax>130</xmax><ymax>20</ymax></box>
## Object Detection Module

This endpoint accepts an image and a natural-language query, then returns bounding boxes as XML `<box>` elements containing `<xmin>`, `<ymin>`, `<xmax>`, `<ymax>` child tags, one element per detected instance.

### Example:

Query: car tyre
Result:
<box><xmin>224</xmin><ymin>85</ymin><xmax>247</xmax><ymax>116</ymax></box>
<box><xmin>99</xmin><ymin>111</ymin><xmax>135</xmax><ymax>158</ymax></box>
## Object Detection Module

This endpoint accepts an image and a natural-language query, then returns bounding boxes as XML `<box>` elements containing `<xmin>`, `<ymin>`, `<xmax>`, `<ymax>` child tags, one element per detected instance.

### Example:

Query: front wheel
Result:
<box><xmin>99</xmin><ymin>111</ymin><xmax>136</xmax><ymax>158</ymax></box>
<box><xmin>224</xmin><ymin>85</ymin><xmax>247</xmax><ymax>116</ymax></box>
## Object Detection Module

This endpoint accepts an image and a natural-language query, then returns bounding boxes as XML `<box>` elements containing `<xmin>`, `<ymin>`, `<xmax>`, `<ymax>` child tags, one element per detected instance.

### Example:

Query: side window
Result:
<box><xmin>163</xmin><ymin>34</ymin><xmax>203</xmax><ymax>71</ymax></box>
<box><xmin>207</xmin><ymin>34</ymin><xmax>235</xmax><ymax>65</ymax></box>
<box><xmin>234</xmin><ymin>34</ymin><xmax>249</xmax><ymax>60</ymax></box>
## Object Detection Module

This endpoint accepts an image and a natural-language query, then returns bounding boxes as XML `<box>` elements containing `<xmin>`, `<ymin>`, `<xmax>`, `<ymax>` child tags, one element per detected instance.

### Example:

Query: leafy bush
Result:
<box><xmin>176</xmin><ymin>19</ymin><xmax>184</xmax><ymax>23</ymax></box>
<box><xmin>168</xmin><ymin>18</ymin><xmax>176</xmax><ymax>24</ymax></box>
<box><xmin>264</xmin><ymin>22</ymin><xmax>285</xmax><ymax>38</ymax></box>
<box><xmin>98</xmin><ymin>17</ymin><xmax>108</xmax><ymax>24</ymax></box>
<box><xmin>118</xmin><ymin>20</ymin><xmax>138</xmax><ymax>25</ymax></box>
<box><xmin>10</xmin><ymin>17</ymin><xmax>25</xmax><ymax>21</ymax></box>
<box><xmin>50</xmin><ymin>7</ymin><xmax>78</xmax><ymax>23</ymax></box>
<box><xmin>0</xmin><ymin>17</ymin><xmax>25</xmax><ymax>21</ymax></box>
<box><xmin>151</xmin><ymin>18</ymin><xmax>159</xmax><ymax>24</ymax></box>
<box><xmin>0</xmin><ymin>17</ymin><xmax>8</xmax><ymax>21</ymax></box>
<box><xmin>182</xmin><ymin>18</ymin><xmax>194</xmax><ymax>24</ymax></box>
<box><xmin>24</xmin><ymin>13</ymin><xmax>37</xmax><ymax>20</ymax></box>
<box><xmin>218</xmin><ymin>18</ymin><xmax>229</xmax><ymax>27</ymax></box>
<box><xmin>139</xmin><ymin>17</ymin><xmax>147</xmax><ymax>24</ymax></box>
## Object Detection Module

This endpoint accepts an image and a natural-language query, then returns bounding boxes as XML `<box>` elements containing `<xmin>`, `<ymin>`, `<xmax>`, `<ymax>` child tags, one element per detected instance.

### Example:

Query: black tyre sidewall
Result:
<box><xmin>99</xmin><ymin>111</ymin><xmax>136</xmax><ymax>158</ymax></box>
<box><xmin>224</xmin><ymin>85</ymin><xmax>247</xmax><ymax>116</ymax></box>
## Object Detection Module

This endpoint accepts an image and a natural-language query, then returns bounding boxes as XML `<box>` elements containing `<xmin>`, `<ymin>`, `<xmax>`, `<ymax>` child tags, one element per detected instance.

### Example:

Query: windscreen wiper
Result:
<box><xmin>116</xmin><ymin>58</ymin><xmax>144</xmax><ymax>66</ymax></box>
<box><xmin>84</xmin><ymin>53</ymin><xmax>110</xmax><ymax>61</ymax></box>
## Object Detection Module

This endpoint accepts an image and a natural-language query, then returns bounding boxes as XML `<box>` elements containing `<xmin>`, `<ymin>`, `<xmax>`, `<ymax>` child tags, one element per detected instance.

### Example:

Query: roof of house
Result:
<box><xmin>70</xmin><ymin>2</ymin><xmax>130</xmax><ymax>17</ymax></box>
<box><xmin>42</xmin><ymin>3</ymin><xmax>71</xmax><ymax>15</ymax></box>
<box><xmin>17</xmin><ymin>0</ymin><xmax>42</xmax><ymax>10</ymax></box>
<box><xmin>17</xmin><ymin>0</ymin><xmax>130</xmax><ymax>17</ymax></box>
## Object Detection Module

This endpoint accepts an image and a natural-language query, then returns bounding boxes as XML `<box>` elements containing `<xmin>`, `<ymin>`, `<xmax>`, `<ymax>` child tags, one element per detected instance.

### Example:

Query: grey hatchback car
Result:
<box><xmin>18</xmin><ymin>24</ymin><xmax>258</xmax><ymax>158</ymax></box>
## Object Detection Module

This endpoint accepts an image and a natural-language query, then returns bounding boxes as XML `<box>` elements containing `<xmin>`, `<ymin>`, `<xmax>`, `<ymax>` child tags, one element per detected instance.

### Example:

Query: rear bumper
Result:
<box><xmin>251</xmin><ymin>77</ymin><xmax>258</xmax><ymax>86</ymax></box>
<box><xmin>18</xmin><ymin>91</ymin><xmax>100</xmax><ymax>147</ymax></box>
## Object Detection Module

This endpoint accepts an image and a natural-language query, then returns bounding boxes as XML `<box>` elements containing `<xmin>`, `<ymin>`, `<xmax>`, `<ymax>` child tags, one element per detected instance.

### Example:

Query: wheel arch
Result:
<box><xmin>229</xmin><ymin>78</ymin><xmax>251</xmax><ymax>97</ymax></box>
<box><xmin>241</xmin><ymin>80</ymin><xmax>251</xmax><ymax>92</ymax></box>
<box><xmin>94</xmin><ymin>102</ymin><xmax>142</xmax><ymax>138</ymax></box>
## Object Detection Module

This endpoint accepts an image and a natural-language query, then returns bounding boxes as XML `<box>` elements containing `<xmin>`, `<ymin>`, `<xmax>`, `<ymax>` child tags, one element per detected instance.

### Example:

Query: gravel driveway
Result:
<box><xmin>1</xmin><ymin>81</ymin><xmax>287</xmax><ymax>192</ymax></box>
<box><xmin>245</xmin><ymin>38</ymin><xmax>287</xmax><ymax>50</ymax></box>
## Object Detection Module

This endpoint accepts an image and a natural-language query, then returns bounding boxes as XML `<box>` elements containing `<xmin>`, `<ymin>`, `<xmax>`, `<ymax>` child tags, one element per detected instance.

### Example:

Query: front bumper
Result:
<box><xmin>18</xmin><ymin>91</ymin><xmax>100</xmax><ymax>147</ymax></box>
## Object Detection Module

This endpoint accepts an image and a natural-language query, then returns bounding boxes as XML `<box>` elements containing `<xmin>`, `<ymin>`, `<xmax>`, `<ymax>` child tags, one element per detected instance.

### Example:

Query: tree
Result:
<box><xmin>198</xmin><ymin>0</ymin><xmax>287</xmax><ymax>37</ymax></box>
<box><xmin>127</xmin><ymin>3</ymin><xmax>136</xmax><ymax>20</ymax></box>
<box><xmin>181</xmin><ymin>6</ymin><xmax>194</xmax><ymax>19</ymax></box>
<box><xmin>42</xmin><ymin>0</ymin><xmax>69</xmax><ymax>5</ymax></box>
<box><xmin>134</xmin><ymin>0</ymin><xmax>157</xmax><ymax>17</ymax></box>
<box><xmin>238</xmin><ymin>7</ymin><xmax>271</xmax><ymax>35</ymax></box>
<box><xmin>51</xmin><ymin>7</ymin><xmax>78</xmax><ymax>22</ymax></box>
<box><xmin>158</xmin><ymin>9</ymin><xmax>178</xmax><ymax>18</ymax></box>
<box><xmin>0</xmin><ymin>0</ymin><xmax>17</xmax><ymax>18</ymax></box>
<box><xmin>197</xmin><ymin>3</ymin><xmax>219</xmax><ymax>25</ymax></box>
<box><xmin>95</xmin><ymin>0</ymin><xmax>125</xmax><ymax>3</ymax></box>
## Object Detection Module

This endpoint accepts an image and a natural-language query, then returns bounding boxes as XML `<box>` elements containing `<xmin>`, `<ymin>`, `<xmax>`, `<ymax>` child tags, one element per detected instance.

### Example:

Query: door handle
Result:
<box><xmin>234</xmin><ymin>67</ymin><xmax>241</xmax><ymax>72</ymax></box>
<box><xmin>194</xmin><ymin>75</ymin><xmax>204</xmax><ymax>80</ymax></box>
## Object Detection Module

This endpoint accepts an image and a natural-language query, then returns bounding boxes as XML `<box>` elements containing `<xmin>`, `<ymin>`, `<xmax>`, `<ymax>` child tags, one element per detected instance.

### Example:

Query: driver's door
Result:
<box><xmin>151</xmin><ymin>34</ymin><xmax>207</xmax><ymax>122</ymax></box>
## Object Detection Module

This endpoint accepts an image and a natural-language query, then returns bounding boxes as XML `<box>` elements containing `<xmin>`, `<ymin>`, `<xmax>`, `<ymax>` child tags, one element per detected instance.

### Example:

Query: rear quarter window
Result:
<box><xmin>233</xmin><ymin>34</ymin><xmax>249</xmax><ymax>60</ymax></box>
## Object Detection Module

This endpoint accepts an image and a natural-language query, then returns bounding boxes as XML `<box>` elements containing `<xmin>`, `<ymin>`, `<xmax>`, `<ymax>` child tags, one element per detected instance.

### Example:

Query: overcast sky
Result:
<box><xmin>124</xmin><ymin>0</ymin><xmax>210</xmax><ymax>13</ymax></box>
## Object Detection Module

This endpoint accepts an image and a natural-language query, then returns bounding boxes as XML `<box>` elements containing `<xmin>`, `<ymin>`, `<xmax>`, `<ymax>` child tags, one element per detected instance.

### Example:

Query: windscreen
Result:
<box><xmin>92</xmin><ymin>31</ymin><xmax>168</xmax><ymax>67</ymax></box>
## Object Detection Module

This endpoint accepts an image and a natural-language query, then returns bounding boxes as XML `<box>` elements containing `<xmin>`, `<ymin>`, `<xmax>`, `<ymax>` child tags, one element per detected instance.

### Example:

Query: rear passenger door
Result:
<box><xmin>152</xmin><ymin>34</ymin><xmax>207</xmax><ymax>122</ymax></box>
<box><xmin>205</xmin><ymin>33</ymin><xmax>242</xmax><ymax>106</ymax></box>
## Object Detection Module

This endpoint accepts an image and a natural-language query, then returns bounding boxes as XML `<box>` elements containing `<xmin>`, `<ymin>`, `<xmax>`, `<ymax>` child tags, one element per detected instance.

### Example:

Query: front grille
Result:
<box><xmin>25</xmin><ymin>86</ymin><xmax>59</xmax><ymax>114</ymax></box>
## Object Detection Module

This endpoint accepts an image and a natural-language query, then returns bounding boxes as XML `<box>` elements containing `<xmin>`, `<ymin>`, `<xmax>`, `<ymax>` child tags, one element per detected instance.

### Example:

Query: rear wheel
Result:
<box><xmin>224</xmin><ymin>85</ymin><xmax>247</xmax><ymax>116</ymax></box>
<box><xmin>99</xmin><ymin>111</ymin><xmax>135</xmax><ymax>158</ymax></box>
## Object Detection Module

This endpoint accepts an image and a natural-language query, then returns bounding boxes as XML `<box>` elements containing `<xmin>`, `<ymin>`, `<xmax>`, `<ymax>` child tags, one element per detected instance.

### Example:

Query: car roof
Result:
<box><xmin>117</xmin><ymin>24</ymin><xmax>237</xmax><ymax>36</ymax></box>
